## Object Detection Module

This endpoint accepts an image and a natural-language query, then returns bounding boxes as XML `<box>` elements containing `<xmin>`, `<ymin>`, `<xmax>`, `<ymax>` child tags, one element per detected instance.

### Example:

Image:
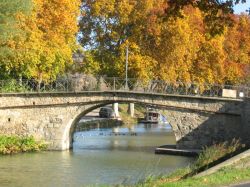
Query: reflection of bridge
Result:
<box><xmin>0</xmin><ymin>90</ymin><xmax>249</xmax><ymax>150</ymax></box>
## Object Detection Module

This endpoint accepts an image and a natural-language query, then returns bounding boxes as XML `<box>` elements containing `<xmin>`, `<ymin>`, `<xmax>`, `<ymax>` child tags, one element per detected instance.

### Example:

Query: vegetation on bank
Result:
<box><xmin>138</xmin><ymin>166</ymin><xmax>250</xmax><ymax>187</ymax></box>
<box><xmin>134</xmin><ymin>140</ymin><xmax>247</xmax><ymax>187</ymax></box>
<box><xmin>0</xmin><ymin>136</ymin><xmax>47</xmax><ymax>155</ymax></box>
<box><xmin>119</xmin><ymin>104</ymin><xmax>145</xmax><ymax>126</ymax></box>
<box><xmin>189</xmin><ymin>139</ymin><xmax>245</xmax><ymax>175</ymax></box>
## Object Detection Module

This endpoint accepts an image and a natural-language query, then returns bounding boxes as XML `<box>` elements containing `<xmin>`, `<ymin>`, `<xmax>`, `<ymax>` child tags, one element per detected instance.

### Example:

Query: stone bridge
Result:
<box><xmin>0</xmin><ymin>91</ymin><xmax>249</xmax><ymax>150</ymax></box>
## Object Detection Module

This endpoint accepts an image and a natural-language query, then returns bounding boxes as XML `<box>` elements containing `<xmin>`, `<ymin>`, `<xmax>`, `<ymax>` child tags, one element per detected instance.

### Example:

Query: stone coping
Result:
<box><xmin>0</xmin><ymin>91</ymin><xmax>243</xmax><ymax>102</ymax></box>
<box><xmin>155</xmin><ymin>145</ymin><xmax>201</xmax><ymax>157</ymax></box>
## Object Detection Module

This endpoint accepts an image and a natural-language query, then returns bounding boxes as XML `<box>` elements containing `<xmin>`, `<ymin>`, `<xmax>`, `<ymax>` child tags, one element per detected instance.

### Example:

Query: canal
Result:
<box><xmin>0</xmin><ymin>123</ymin><xmax>194</xmax><ymax>186</ymax></box>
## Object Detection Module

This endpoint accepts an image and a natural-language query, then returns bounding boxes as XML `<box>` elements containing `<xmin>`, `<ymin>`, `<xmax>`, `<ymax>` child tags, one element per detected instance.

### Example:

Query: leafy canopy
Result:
<box><xmin>0</xmin><ymin>0</ymin><xmax>81</xmax><ymax>81</ymax></box>
<box><xmin>79</xmin><ymin>0</ymin><xmax>250</xmax><ymax>84</ymax></box>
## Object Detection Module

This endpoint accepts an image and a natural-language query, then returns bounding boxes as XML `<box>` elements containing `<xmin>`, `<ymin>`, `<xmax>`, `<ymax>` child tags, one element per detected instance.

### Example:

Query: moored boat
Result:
<box><xmin>139</xmin><ymin>108</ymin><xmax>167</xmax><ymax>124</ymax></box>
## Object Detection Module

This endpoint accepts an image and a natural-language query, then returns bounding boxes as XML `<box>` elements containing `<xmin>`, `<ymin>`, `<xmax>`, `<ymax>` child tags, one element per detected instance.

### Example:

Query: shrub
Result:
<box><xmin>190</xmin><ymin>139</ymin><xmax>245</xmax><ymax>175</ymax></box>
<box><xmin>0</xmin><ymin>135</ymin><xmax>48</xmax><ymax>155</ymax></box>
<box><xmin>0</xmin><ymin>80</ymin><xmax>28</xmax><ymax>93</ymax></box>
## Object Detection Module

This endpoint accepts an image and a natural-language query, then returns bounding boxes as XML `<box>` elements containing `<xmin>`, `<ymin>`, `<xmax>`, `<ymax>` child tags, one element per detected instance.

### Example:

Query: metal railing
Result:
<box><xmin>0</xmin><ymin>76</ymin><xmax>249</xmax><ymax>99</ymax></box>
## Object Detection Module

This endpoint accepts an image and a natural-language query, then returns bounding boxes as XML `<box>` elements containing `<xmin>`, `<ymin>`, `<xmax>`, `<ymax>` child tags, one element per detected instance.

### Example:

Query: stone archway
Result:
<box><xmin>61</xmin><ymin>102</ymin><xmax>183</xmax><ymax>151</ymax></box>
<box><xmin>60</xmin><ymin>103</ymin><xmax>111</xmax><ymax>150</ymax></box>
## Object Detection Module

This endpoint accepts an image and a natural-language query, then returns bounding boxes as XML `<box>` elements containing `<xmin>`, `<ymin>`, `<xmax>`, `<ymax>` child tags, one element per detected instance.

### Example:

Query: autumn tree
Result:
<box><xmin>0</xmin><ymin>0</ymin><xmax>81</xmax><ymax>82</ymax></box>
<box><xmin>0</xmin><ymin>0</ymin><xmax>32</xmax><ymax>78</ymax></box>
<box><xmin>0</xmin><ymin>0</ymin><xmax>31</xmax><ymax>41</ymax></box>
<box><xmin>79</xmin><ymin>0</ymin><xmax>161</xmax><ymax>80</ymax></box>
<box><xmin>223</xmin><ymin>15</ymin><xmax>250</xmax><ymax>84</ymax></box>
<box><xmin>192</xmin><ymin>36</ymin><xmax>226</xmax><ymax>84</ymax></box>
<box><xmin>79</xmin><ymin>0</ymin><xmax>250</xmax><ymax>85</ymax></box>
<box><xmin>139</xmin><ymin>7</ymin><xmax>205</xmax><ymax>82</ymax></box>
<box><xmin>166</xmin><ymin>0</ymin><xmax>248</xmax><ymax>35</ymax></box>
<box><xmin>27</xmin><ymin>0</ymin><xmax>81</xmax><ymax>82</ymax></box>
<box><xmin>79</xmin><ymin>2</ymin><xmax>203</xmax><ymax>82</ymax></box>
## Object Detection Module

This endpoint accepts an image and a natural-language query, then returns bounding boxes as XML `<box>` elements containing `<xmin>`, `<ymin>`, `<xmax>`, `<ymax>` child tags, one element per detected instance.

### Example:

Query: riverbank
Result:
<box><xmin>137</xmin><ymin>160</ymin><xmax>250</xmax><ymax>187</ymax></box>
<box><xmin>0</xmin><ymin>136</ymin><xmax>47</xmax><ymax>155</ymax></box>
<box><xmin>135</xmin><ymin>140</ymin><xmax>249</xmax><ymax>187</ymax></box>
<box><xmin>75</xmin><ymin>118</ymin><xmax>123</xmax><ymax>132</ymax></box>
<box><xmin>119</xmin><ymin>104</ymin><xmax>145</xmax><ymax>126</ymax></box>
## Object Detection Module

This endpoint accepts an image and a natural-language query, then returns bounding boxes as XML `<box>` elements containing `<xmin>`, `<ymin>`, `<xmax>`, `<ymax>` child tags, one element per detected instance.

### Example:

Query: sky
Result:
<box><xmin>234</xmin><ymin>1</ymin><xmax>250</xmax><ymax>14</ymax></box>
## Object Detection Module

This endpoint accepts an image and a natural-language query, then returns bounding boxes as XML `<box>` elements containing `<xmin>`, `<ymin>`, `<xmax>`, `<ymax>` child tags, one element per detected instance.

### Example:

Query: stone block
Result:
<box><xmin>54</xmin><ymin>123</ymin><xmax>60</xmax><ymax>128</ymax></box>
<box><xmin>222</xmin><ymin>89</ymin><xmax>237</xmax><ymax>98</ymax></box>
<box><xmin>49</xmin><ymin>117</ymin><xmax>63</xmax><ymax>124</ymax></box>
<box><xmin>47</xmin><ymin>123</ymin><xmax>53</xmax><ymax>128</ymax></box>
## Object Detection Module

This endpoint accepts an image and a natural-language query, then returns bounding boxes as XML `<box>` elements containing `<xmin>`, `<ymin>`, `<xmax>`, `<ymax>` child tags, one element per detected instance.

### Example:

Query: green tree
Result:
<box><xmin>0</xmin><ymin>0</ymin><xmax>32</xmax><ymax>78</ymax></box>
<box><xmin>0</xmin><ymin>0</ymin><xmax>31</xmax><ymax>40</ymax></box>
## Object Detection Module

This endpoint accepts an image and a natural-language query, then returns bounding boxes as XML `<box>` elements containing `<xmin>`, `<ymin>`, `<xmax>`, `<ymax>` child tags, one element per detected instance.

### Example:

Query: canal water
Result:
<box><xmin>0</xmin><ymin>123</ymin><xmax>194</xmax><ymax>186</ymax></box>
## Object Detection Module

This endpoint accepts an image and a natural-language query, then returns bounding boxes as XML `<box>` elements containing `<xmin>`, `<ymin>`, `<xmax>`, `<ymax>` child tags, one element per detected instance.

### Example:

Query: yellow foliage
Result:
<box><xmin>192</xmin><ymin>36</ymin><xmax>226</xmax><ymax>84</ymax></box>
<box><xmin>3</xmin><ymin>0</ymin><xmax>80</xmax><ymax>81</ymax></box>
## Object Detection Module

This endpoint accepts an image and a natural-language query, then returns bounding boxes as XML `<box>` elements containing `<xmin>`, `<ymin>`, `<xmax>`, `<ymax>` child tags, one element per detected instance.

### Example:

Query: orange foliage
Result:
<box><xmin>80</xmin><ymin>1</ymin><xmax>250</xmax><ymax>85</ymax></box>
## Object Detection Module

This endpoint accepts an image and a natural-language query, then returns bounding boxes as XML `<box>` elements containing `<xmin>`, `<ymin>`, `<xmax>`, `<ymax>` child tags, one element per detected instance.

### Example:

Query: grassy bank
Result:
<box><xmin>0</xmin><ymin>136</ymin><xmax>48</xmax><ymax>155</ymax></box>
<box><xmin>119</xmin><ymin>104</ymin><xmax>145</xmax><ymax>126</ymax></box>
<box><xmin>138</xmin><ymin>166</ymin><xmax>250</xmax><ymax>187</ymax></box>
<box><xmin>135</xmin><ymin>140</ymin><xmax>248</xmax><ymax>187</ymax></box>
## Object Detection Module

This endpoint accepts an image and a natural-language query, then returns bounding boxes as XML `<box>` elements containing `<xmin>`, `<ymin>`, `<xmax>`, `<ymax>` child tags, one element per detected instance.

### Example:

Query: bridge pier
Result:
<box><xmin>128</xmin><ymin>103</ymin><xmax>135</xmax><ymax>117</ymax></box>
<box><xmin>113</xmin><ymin>103</ymin><xmax>120</xmax><ymax>118</ymax></box>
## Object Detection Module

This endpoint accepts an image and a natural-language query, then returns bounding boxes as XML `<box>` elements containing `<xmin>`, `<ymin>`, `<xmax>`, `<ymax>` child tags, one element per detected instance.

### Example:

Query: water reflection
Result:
<box><xmin>0</xmin><ymin>123</ymin><xmax>194</xmax><ymax>186</ymax></box>
<box><xmin>71</xmin><ymin>122</ymin><xmax>194</xmax><ymax>185</ymax></box>
<box><xmin>73</xmin><ymin>123</ymin><xmax>173</xmax><ymax>151</ymax></box>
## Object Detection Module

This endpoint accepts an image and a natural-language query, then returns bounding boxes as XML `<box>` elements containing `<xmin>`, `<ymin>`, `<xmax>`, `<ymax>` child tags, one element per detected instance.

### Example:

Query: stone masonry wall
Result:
<box><xmin>165</xmin><ymin>110</ymin><xmax>242</xmax><ymax>149</ymax></box>
<box><xmin>243</xmin><ymin>98</ymin><xmax>250</xmax><ymax>146</ymax></box>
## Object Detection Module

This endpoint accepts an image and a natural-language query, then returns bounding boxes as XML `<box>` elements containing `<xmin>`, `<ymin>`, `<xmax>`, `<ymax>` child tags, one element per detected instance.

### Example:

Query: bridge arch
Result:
<box><xmin>65</xmin><ymin>102</ymin><xmax>113</xmax><ymax>150</ymax></box>
<box><xmin>63</xmin><ymin>101</ymin><xmax>180</xmax><ymax>150</ymax></box>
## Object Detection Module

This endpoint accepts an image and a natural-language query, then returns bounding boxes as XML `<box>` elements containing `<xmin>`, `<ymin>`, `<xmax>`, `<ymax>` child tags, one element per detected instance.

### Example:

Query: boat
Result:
<box><xmin>139</xmin><ymin>108</ymin><xmax>167</xmax><ymax>124</ymax></box>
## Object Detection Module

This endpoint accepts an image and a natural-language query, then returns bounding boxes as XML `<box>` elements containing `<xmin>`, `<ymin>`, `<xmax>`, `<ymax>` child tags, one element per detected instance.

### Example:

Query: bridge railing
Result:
<box><xmin>0</xmin><ymin>77</ymin><xmax>249</xmax><ymax>99</ymax></box>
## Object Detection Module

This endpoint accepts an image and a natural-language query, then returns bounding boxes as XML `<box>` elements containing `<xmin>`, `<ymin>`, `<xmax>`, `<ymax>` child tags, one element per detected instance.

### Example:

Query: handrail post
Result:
<box><xmin>113</xmin><ymin>77</ymin><xmax>116</xmax><ymax>91</ymax></box>
<box><xmin>66</xmin><ymin>76</ymin><xmax>69</xmax><ymax>92</ymax></box>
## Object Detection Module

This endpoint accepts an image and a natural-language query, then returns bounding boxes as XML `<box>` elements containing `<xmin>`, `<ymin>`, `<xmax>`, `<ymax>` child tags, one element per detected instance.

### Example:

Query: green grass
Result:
<box><xmin>134</xmin><ymin>162</ymin><xmax>250</xmax><ymax>187</ymax></box>
<box><xmin>140</xmin><ymin>167</ymin><xmax>250</xmax><ymax>187</ymax></box>
<box><xmin>0</xmin><ymin>135</ymin><xmax>48</xmax><ymax>155</ymax></box>
<box><xmin>133</xmin><ymin>140</ymin><xmax>249</xmax><ymax>187</ymax></box>
<box><xmin>189</xmin><ymin>139</ymin><xmax>245</xmax><ymax>175</ymax></box>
